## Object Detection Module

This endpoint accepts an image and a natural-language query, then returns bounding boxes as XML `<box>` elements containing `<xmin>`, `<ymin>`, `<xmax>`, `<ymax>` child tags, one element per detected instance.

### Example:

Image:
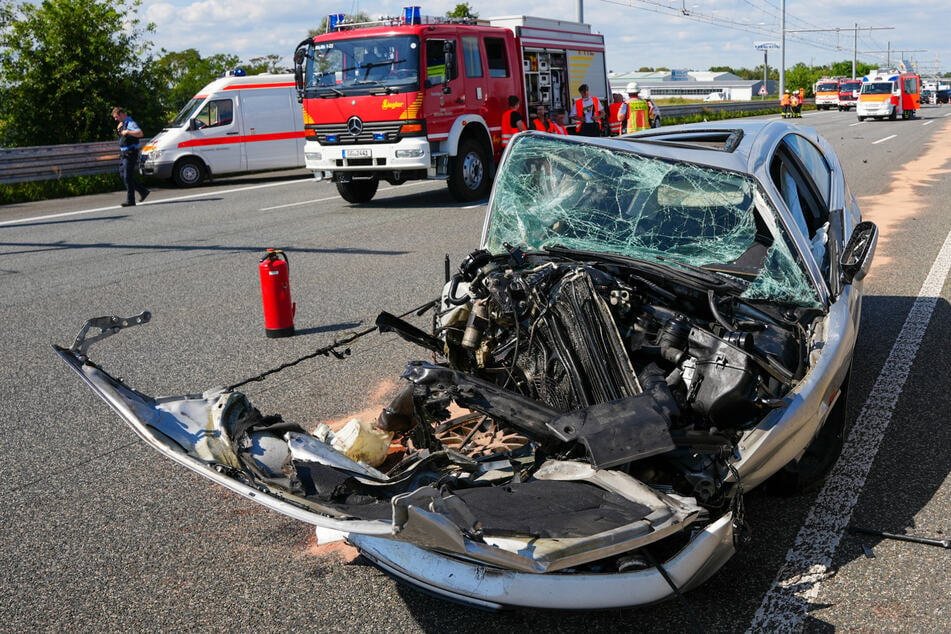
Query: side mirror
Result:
<box><xmin>187</xmin><ymin>118</ymin><xmax>199</xmax><ymax>131</ymax></box>
<box><xmin>840</xmin><ymin>220</ymin><xmax>878</xmax><ymax>284</ymax></box>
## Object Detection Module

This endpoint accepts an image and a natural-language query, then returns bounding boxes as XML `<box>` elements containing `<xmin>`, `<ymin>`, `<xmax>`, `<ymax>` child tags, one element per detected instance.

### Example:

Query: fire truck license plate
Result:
<box><xmin>343</xmin><ymin>149</ymin><xmax>370</xmax><ymax>158</ymax></box>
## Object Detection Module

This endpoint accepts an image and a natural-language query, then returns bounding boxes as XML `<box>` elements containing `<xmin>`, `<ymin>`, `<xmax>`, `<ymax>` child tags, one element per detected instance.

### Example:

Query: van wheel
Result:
<box><xmin>173</xmin><ymin>158</ymin><xmax>205</xmax><ymax>187</ymax></box>
<box><xmin>767</xmin><ymin>371</ymin><xmax>850</xmax><ymax>496</ymax></box>
<box><xmin>448</xmin><ymin>138</ymin><xmax>490</xmax><ymax>202</ymax></box>
<box><xmin>857</xmin><ymin>116</ymin><xmax>866</xmax><ymax>122</ymax></box>
<box><xmin>889</xmin><ymin>109</ymin><xmax>898</xmax><ymax>121</ymax></box>
<box><xmin>336</xmin><ymin>178</ymin><xmax>379</xmax><ymax>203</ymax></box>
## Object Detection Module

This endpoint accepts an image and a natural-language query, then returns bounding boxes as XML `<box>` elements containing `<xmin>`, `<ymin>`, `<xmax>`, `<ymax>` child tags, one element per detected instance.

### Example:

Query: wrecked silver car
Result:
<box><xmin>56</xmin><ymin>121</ymin><xmax>877</xmax><ymax>610</ymax></box>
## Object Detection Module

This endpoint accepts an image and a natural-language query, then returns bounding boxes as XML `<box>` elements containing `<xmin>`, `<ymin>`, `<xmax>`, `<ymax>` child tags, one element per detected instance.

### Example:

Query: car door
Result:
<box><xmin>188</xmin><ymin>97</ymin><xmax>245</xmax><ymax>175</ymax></box>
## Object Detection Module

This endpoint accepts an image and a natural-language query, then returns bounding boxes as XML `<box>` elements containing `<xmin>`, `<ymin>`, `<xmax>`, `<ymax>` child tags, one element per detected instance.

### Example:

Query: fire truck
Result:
<box><xmin>857</xmin><ymin>69</ymin><xmax>921</xmax><ymax>122</ymax></box>
<box><xmin>813</xmin><ymin>77</ymin><xmax>840</xmax><ymax>110</ymax></box>
<box><xmin>836</xmin><ymin>78</ymin><xmax>862</xmax><ymax>111</ymax></box>
<box><xmin>293</xmin><ymin>10</ymin><xmax>609</xmax><ymax>203</ymax></box>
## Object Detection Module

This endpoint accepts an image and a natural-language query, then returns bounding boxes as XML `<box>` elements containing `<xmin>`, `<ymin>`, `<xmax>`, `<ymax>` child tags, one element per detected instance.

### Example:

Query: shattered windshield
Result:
<box><xmin>303</xmin><ymin>35</ymin><xmax>420</xmax><ymax>96</ymax></box>
<box><xmin>483</xmin><ymin>134</ymin><xmax>820</xmax><ymax>307</ymax></box>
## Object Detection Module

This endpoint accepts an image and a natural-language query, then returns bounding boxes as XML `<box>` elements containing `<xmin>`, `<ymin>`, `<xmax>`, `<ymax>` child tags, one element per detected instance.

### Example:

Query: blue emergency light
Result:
<box><xmin>402</xmin><ymin>6</ymin><xmax>421</xmax><ymax>25</ymax></box>
<box><xmin>327</xmin><ymin>13</ymin><xmax>345</xmax><ymax>30</ymax></box>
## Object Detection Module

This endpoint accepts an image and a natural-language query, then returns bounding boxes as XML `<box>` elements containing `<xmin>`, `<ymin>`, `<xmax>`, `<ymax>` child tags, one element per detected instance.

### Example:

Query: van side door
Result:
<box><xmin>241</xmin><ymin>87</ymin><xmax>302</xmax><ymax>171</ymax></box>
<box><xmin>189</xmin><ymin>97</ymin><xmax>245</xmax><ymax>175</ymax></box>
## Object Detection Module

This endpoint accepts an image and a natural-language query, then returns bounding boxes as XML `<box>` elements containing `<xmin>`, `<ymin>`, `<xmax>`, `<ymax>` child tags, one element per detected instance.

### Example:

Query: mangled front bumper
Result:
<box><xmin>53</xmin><ymin>320</ymin><xmax>738</xmax><ymax>609</ymax></box>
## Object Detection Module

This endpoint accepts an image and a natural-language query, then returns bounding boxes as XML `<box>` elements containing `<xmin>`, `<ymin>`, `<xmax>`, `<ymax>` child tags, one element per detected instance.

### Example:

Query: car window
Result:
<box><xmin>782</xmin><ymin>134</ymin><xmax>831</xmax><ymax>205</ymax></box>
<box><xmin>196</xmin><ymin>99</ymin><xmax>233</xmax><ymax>128</ymax></box>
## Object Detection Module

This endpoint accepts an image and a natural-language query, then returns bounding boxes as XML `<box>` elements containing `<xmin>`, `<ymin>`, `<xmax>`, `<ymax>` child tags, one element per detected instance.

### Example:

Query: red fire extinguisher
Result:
<box><xmin>259</xmin><ymin>249</ymin><xmax>295</xmax><ymax>338</ymax></box>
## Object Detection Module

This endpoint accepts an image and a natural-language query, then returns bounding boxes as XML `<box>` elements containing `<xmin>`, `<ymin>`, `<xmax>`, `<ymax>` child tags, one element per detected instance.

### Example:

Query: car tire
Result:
<box><xmin>172</xmin><ymin>158</ymin><xmax>205</xmax><ymax>188</ymax></box>
<box><xmin>889</xmin><ymin>109</ymin><xmax>897</xmax><ymax>121</ymax></box>
<box><xmin>448</xmin><ymin>138</ymin><xmax>491</xmax><ymax>202</ymax></box>
<box><xmin>336</xmin><ymin>178</ymin><xmax>379</xmax><ymax>203</ymax></box>
<box><xmin>767</xmin><ymin>370</ymin><xmax>851</xmax><ymax>497</ymax></box>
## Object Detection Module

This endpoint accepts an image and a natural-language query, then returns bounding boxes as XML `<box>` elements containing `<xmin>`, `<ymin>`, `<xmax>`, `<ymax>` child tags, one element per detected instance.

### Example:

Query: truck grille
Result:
<box><xmin>309</xmin><ymin>121</ymin><xmax>404</xmax><ymax>145</ymax></box>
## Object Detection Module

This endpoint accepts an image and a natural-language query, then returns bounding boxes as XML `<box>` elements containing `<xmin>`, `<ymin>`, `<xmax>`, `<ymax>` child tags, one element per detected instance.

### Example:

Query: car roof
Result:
<box><xmin>570</xmin><ymin>120</ymin><xmax>809</xmax><ymax>175</ymax></box>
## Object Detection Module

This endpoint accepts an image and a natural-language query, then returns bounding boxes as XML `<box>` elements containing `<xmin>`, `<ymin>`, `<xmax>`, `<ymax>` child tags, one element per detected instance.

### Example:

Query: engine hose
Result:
<box><xmin>445</xmin><ymin>274</ymin><xmax>471</xmax><ymax>306</ymax></box>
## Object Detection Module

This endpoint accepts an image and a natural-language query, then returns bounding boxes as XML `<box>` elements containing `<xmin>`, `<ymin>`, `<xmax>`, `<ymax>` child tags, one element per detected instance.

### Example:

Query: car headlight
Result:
<box><xmin>147</xmin><ymin>150</ymin><xmax>163</xmax><ymax>162</ymax></box>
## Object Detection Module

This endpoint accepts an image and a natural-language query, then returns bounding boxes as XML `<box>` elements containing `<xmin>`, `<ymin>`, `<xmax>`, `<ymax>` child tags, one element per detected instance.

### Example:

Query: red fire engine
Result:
<box><xmin>293</xmin><ymin>10</ymin><xmax>609</xmax><ymax>203</ymax></box>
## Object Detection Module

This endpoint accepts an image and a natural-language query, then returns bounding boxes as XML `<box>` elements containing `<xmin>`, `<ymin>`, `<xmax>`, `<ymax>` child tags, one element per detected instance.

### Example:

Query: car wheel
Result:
<box><xmin>767</xmin><ymin>371</ymin><xmax>851</xmax><ymax>496</ymax></box>
<box><xmin>172</xmin><ymin>158</ymin><xmax>205</xmax><ymax>187</ymax></box>
<box><xmin>448</xmin><ymin>138</ymin><xmax>491</xmax><ymax>202</ymax></box>
<box><xmin>335</xmin><ymin>178</ymin><xmax>379</xmax><ymax>203</ymax></box>
<box><xmin>857</xmin><ymin>116</ymin><xmax>865</xmax><ymax>121</ymax></box>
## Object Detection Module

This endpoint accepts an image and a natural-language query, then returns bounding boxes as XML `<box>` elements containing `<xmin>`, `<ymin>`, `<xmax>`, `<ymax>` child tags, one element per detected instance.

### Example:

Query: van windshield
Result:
<box><xmin>302</xmin><ymin>35</ymin><xmax>420</xmax><ymax>96</ymax></box>
<box><xmin>169</xmin><ymin>97</ymin><xmax>204</xmax><ymax>128</ymax></box>
<box><xmin>861</xmin><ymin>82</ymin><xmax>893</xmax><ymax>95</ymax></box>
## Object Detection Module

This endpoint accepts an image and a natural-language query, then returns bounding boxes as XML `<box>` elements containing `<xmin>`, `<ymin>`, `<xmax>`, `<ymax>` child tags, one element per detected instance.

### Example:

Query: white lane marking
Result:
<box><xmin>923</xmin><ymin>120</ymin><xmax>934</xmax><ymax>126</ymax></box>
<box><xmin>872</xmin><ymin>134</ymin><xmax>897</xmax><ymax>144</ymax></box>
<box><xmin>0</xmin><ymin>178</ymin><xmax>313</xmax><ymax>226</ymax></box>
<box><xmin>259</xmin><ymin>180</ymin><xmax>436</xmax><ymax>211</ymax></box>
<box><xmin>749</xmin><ymin>226</ymin><xmax>951</xmax><ymax>631</ymax></box>
<box><xmin>848</xmin><ymin>121</ymin><xmax>863</xmax><ymax>127</ymax></box>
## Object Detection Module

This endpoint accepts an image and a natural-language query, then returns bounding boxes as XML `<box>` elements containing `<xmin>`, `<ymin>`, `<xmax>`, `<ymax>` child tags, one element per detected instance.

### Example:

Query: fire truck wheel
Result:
<box><xmin>448</xmin><ymin>139</ymin><xmax>490</xmax><ymax>202</ymax></box>
<box><xmin>335</xmin><ymin>178</ymin><xmax>379</xmax><ymax>203</ymax></box>
<box><xmin>173</xmin><ymin>158</ymin><xmax>205</xmax><ymax>188</ymax></box>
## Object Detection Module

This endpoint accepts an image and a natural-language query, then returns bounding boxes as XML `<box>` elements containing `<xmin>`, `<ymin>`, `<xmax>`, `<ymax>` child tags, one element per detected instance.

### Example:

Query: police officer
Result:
<box><xmin>112</xmin><ymin>107</ymin><xmax>150</xmax><ymax>206</ymax></box>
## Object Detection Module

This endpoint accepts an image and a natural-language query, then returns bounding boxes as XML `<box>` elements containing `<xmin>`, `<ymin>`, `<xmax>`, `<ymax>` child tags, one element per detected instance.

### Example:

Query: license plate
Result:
<box><xmin>343</xmin><ymin>148</ymin><xmax>370</xmax><ymax>158</ymax></box>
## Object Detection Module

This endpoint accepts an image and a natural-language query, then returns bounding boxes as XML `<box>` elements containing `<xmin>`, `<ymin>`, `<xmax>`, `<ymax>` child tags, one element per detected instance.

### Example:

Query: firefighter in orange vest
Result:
<box><xmin>790</xmin><ymin>89</ymin><xmax>802</xmax><ymax>118</ymax></box>
<box><xmin>608</xmin><ymin>94</ymin><xmax>624</xmax><ymax>135</ymax></box>
<box><xmin>573</xmin><ymin>84</ymin><xmax>602</xmax><ymax>136</ymax></box>
<box><xmin>532</xmin><ymin>105</ymin><xmax>552</xmax><ymax>131</ymax></box>
<box><xmin>501</xmin><ymin>95</ymin><xmax>527</xmax><ymax>147</ymax></box>
<box><xmin>781</xmin><ymin>90</ymin><xmax>791</xmax><ymax>118</ymax></box>
<box><xmin>548</xmin><ymin>109</ymin><xmax>569</xmax><ymax>135</ymax></box>
<box><xmin>624</xmin><ymin>83</ymin><xmax>651</xmax><ymax>132</ymax></box>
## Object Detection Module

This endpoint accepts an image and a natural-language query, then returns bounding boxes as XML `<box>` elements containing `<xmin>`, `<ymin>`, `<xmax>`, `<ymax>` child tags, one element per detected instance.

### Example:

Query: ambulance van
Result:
<box><xmin>141</xmin><ymin>73</ymin><xmax>305</xmax><ymax>187</ymax></box>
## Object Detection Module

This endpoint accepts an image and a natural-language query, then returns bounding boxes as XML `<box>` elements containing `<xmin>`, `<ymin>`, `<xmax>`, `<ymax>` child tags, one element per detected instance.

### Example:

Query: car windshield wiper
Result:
<box><xmin>316</xmin><ymin>86</ymin><xmax>344</xmax><ymax>98</ymax></box>
<box><xmin>543</xmin><ymin>245</ymin><xmax>747</xmax><ymax>295</ymax></box>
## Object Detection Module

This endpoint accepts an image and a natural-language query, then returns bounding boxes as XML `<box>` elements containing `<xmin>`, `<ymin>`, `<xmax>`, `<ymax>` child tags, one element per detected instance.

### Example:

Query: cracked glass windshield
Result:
<box><xmin>484</xmin><ymin>134</ymin><xmax>819</xmax><ymax>307</ymax></box>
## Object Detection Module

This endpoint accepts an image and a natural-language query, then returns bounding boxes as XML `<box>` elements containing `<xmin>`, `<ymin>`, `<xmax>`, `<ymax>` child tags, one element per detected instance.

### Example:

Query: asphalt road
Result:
<box><xmin>2</xmin><ymin>107</ymin><xmax>949</xmax><ymax>633</ymax></box>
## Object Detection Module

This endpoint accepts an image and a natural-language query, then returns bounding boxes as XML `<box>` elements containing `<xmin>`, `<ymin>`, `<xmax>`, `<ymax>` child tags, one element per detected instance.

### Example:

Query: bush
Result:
<box><xmin>0</xmin><ymin>174</ymin><xmax>124</xmax><ymax>206</ymax></box>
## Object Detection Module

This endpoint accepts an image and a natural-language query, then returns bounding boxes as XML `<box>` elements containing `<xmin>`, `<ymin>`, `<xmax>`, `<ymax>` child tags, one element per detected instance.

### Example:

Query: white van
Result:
<box><xmin>140</xmin><ymin>73</ymin><xmax>305</xmax><ymax>187</ymax></box>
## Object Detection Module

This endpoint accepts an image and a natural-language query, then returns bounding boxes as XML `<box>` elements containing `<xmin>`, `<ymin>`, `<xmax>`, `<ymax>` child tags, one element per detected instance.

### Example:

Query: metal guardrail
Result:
<box><xmin>0</xmin><ymin>141</ymin><xmax>123</xmax><ymax>184</ymax></box>
<box><xmin>0</xmin><ymin>100</ymin><xmax>786</xmax><ymax>185</ymax></box>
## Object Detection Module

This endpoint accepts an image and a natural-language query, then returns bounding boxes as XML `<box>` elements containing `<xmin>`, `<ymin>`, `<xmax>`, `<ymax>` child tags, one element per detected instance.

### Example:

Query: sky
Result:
<box><xmin>139</xmin><ymin>0</ymin><xmax>948</xmax><ymax>77</ymax></box>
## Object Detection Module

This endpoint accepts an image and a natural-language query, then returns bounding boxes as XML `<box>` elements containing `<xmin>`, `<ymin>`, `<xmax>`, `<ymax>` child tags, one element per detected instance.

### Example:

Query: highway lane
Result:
<box><xmin>1</xmin><ymin>111</ymin><xmax>949</xmax><ymax>632</ymax></box>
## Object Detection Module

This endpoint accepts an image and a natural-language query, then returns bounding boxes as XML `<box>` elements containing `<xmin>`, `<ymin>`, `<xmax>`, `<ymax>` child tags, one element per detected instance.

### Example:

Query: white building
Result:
<box><xmin>608</xmin><ymin>70</ymin><xmax>775</xmax><ymax>101</ymax></box>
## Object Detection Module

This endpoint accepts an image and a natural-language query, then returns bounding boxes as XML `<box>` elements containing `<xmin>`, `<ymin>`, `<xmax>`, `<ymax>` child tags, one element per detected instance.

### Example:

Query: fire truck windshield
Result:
<box><xmin>302</xmin><ymin>35</ymin><xmax>420</xmax><ymax>96</ymax></box>
<box><xmin>861</xmin><ymin>82</ymin><xmax>893</xmax><ymax>95</ymax></box>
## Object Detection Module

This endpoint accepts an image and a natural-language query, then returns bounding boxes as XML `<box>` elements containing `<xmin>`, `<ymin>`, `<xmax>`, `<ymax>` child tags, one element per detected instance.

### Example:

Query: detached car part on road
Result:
<box><xmin>56</xmin><ymin>121</ymin><xmax>876</xmax><ymax>610</ymax></box>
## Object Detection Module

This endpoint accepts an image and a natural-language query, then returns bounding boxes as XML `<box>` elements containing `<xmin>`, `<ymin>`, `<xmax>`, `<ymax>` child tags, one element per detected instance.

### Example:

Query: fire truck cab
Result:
<box><xmin>837</xmin><ymin>79</ymin><xmax>862</xmax><ymax>111</ymax></box>
<box><xmin>813</xmin><ymin>78</ymin><xmax>840</xmax><ymax>110</ymax></box>
<box><xmin>293</xmin><ymin>11</ymin><xmax>608</xmax><ymax>203</ymax></box>
<box><xmin>857</xmin><ymin>70</ymin><xmax>920</xmax><ymax>122</ymax></box>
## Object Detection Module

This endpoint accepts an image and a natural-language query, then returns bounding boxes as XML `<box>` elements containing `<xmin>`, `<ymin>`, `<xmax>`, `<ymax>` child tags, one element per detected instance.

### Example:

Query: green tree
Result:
<box><xmin>0</xmin><ymin>0</ymin><xmax>165</xmax><ymax>146</ymax></box>
<box><xmin>151</xmin><ymin>49</ymin><xmax>240</xmax><ymax>116</ymax></box>
<box><xmin>446</xmin><ymin>3</ymin><xmax>478</xmax><ymax>19</ymax></box>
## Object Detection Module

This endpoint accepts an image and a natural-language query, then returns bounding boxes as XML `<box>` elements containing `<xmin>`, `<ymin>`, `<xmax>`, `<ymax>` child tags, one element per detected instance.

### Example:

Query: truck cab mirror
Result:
<box><xmin>840</xmin><ymin>220</ymin><xmax>878</xmax><ymax>284</ymax></box>
<box><xmin>443</xmin><ymin>40</ymin><xmax>456</xmax><ymax>94</ymax></box>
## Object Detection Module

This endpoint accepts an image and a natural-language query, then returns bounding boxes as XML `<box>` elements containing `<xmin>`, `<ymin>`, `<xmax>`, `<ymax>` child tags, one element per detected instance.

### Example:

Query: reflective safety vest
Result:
<box><xmin>608</xmin><ymin>102</ymin><xmax>623</xmax><ymax>135</ymax></box>
<box><xmin>501</xmin><ymin>108</ymin><xmax>519</xmax><ymax>146</ymax></box>
<box><xmin>780</xmin><ymin>93</ymin><xmax>791</xmax><ymax>106</ymax></box>
<box><xmin>548</xmin><ymin>121</ymin><xmax>568</xmax><ymax>135</ymax></box>
<box><xmin>532</xmin><ymin>118</ymin><xmax>548</xmax><ymax>131</ymax></box>
<box><xmin>574</xmin><ymin>96</ymin><xmax>601</xmax><ymax>132</ymax></box>
<box><xmin>790</xmin><ymin>94</ymin><xmax>801</xmax><ymax>107</ymax></box>
<box><xmin>627</xmin><ymin>98</ymin><xmax>650</xmax><ymax>132</ymax></box>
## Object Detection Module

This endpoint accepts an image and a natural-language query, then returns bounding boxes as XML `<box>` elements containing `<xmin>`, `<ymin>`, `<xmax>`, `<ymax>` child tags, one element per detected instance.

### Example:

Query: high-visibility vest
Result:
<box><xmin>790</xmin><ymin>94</ymin><xmax>801</xmax><ymax>107</ymax></box>
<box><xmin>501</xmin><ymin>108</ymin><xmax>519</xmax><ymax>146</ymax></box>
<box><xmin>574</xmin><ymin>96</ymin><xmax>601</xmax><ymax>132</ymax></box>
<box><xmin>608</xmin><ymin>102</ymin><xmax>623</xmax><ymax>135</ymax></box>
<box><xmin>532</xmin><ymin>118</ymin><xmax>548</xmax><ymax>131</ymax></box>
<box><xmin>781</xmin><ymin>94</ymin><xmax>791</xmax><ymax>106</ymax></box>
<box><xmin>627</xmin><ymin>98</ymin><xmax>650</xmax><ymax>132</ymax></box>
<box><xmin>548</xmin><ymin>121</ymin><xmax>568</xmax><ymax>135</ymax></box>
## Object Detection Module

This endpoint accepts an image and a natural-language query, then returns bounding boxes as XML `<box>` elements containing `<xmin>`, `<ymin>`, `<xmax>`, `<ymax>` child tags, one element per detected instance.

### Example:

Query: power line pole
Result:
<box><xmin>784</xmin><ymin>25</ymin><xmax>893</xmax><ymax>82</ymax></box>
